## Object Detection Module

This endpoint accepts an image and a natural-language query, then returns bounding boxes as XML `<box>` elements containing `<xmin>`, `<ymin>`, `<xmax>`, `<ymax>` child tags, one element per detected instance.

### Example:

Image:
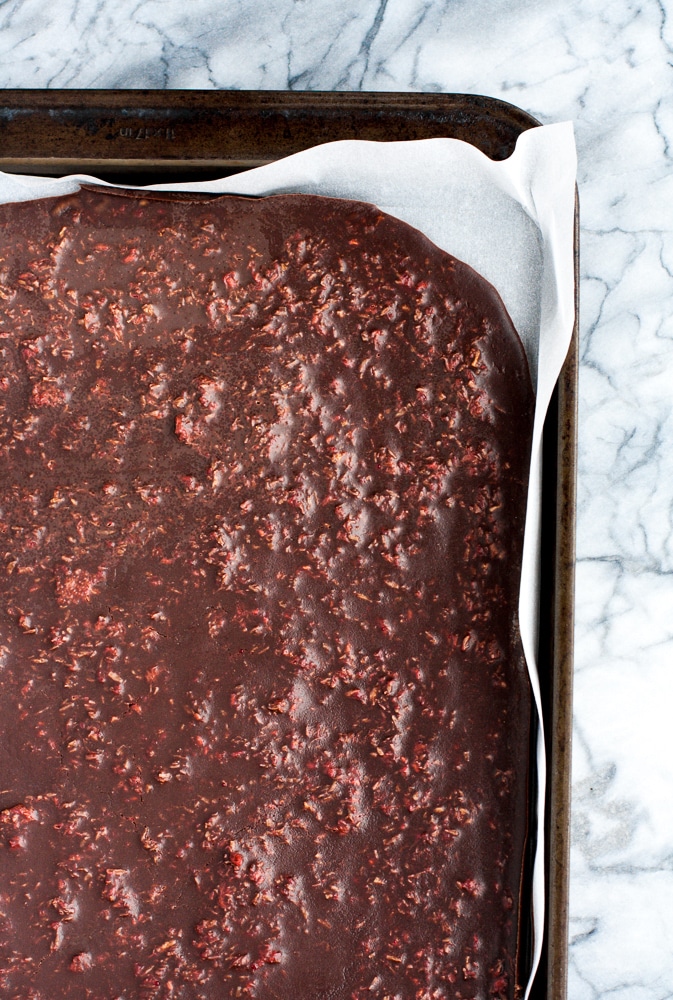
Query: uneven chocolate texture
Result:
<box><xmin>0</xmin><ymin>189</ymin><xmax>534</xmax><ymax>1000</ymax></box>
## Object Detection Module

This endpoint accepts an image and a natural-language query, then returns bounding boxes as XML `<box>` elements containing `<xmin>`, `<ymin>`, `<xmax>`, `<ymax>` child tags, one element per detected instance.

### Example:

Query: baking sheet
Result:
<box><xmin>0</xmin><ymin>122</ymin><xmax>577</xmax><ymax>993</ymax></box>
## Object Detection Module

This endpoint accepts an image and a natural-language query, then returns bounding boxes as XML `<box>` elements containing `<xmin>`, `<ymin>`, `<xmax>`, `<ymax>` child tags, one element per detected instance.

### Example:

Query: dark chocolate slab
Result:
<box><xmin>0</xmin><ymin>188</ymin><xmax>533</xmax><ymax>999</ymax></box>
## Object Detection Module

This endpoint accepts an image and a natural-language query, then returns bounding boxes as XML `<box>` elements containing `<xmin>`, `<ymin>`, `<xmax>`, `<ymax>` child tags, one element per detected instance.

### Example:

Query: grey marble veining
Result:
<box><xmin>1</xmin><ymin>0</ymin><xmax>673</xmax><ymax>996</ymax></box>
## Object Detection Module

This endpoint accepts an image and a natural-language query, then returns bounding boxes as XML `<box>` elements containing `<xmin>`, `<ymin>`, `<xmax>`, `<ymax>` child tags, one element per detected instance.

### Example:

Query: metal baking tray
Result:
<box><xmin>0</xmin><ymin>89</ymin><xmax>576</xmax><ymax>1000</ymax></box>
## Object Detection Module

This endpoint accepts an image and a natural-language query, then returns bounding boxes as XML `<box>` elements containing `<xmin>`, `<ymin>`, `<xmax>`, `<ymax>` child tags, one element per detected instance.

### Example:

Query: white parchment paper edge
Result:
<box><xmin>0</xmin><ymin>122</ymin><xmax>577</xmax><ymax>993</ymax></box>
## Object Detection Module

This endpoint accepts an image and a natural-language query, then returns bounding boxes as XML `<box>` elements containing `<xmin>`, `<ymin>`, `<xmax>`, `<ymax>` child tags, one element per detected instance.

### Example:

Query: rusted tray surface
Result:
<box><xmin>0</xmin><ymin>89</ymin><xmax>576</xmax><ymax>1000</ymax></box>
<box><xmin>0</xmin><ymin>90</ymin><xmax>540</xmax><ymax>178</ymax></box>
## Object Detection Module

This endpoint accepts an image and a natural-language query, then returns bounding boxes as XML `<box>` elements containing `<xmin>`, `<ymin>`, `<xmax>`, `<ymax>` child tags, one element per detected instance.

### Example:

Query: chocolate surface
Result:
<box><xmin>0</xmin><ymin>189</ymin><xmax>534</xmax><ymax>999</ymax></box>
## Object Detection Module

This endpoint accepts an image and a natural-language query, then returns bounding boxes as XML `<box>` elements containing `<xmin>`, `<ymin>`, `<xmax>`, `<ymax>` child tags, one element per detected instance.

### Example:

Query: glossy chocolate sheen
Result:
<box><xmin>0</xmin><ymin>189</ymin><xmax>534</xmax><ymax>1000</ymax></box>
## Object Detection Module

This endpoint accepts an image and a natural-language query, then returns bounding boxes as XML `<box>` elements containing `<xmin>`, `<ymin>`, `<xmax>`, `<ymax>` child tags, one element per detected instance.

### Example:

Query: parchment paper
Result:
<box><xmin>0</xmin><ymin>122</ymin><xmax>577</xmax><ymax>994</ymax></box>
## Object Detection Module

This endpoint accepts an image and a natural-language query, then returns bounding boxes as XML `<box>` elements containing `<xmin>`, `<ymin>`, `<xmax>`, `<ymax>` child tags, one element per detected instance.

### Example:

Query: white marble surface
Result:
<box><xmin>1</xmin><ymin>1</ymin><xmax>672</xmax><ymax>996</ymax></box>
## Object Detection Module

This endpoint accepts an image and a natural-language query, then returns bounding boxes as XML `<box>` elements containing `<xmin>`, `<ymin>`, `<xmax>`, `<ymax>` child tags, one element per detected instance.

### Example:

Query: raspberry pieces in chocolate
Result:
<box><xmin>0</xmin><ymin>189</ymin><xmax>534</xmax><ymax>999</ymax></box>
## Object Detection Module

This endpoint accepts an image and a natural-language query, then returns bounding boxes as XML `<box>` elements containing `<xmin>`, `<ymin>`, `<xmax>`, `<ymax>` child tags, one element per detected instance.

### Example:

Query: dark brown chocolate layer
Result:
<box><xmin>0</xmin><ymin>189</ymin><xmax>534</xmax><ymax>1000</ymax></box>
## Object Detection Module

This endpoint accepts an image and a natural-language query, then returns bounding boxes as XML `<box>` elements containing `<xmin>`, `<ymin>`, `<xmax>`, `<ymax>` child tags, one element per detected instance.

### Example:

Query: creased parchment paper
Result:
<box><xmin>0</xmin><ymin>121</ymin><xmax>577</xmax><ymax>994</ymax></box>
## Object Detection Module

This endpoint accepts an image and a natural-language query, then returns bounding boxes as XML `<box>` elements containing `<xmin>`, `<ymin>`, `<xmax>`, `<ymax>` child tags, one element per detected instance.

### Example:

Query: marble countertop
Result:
<box><xmin>1</xmin><ymin>1</ymin><xmax>672</xmax><ymax>996</ymax></box>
